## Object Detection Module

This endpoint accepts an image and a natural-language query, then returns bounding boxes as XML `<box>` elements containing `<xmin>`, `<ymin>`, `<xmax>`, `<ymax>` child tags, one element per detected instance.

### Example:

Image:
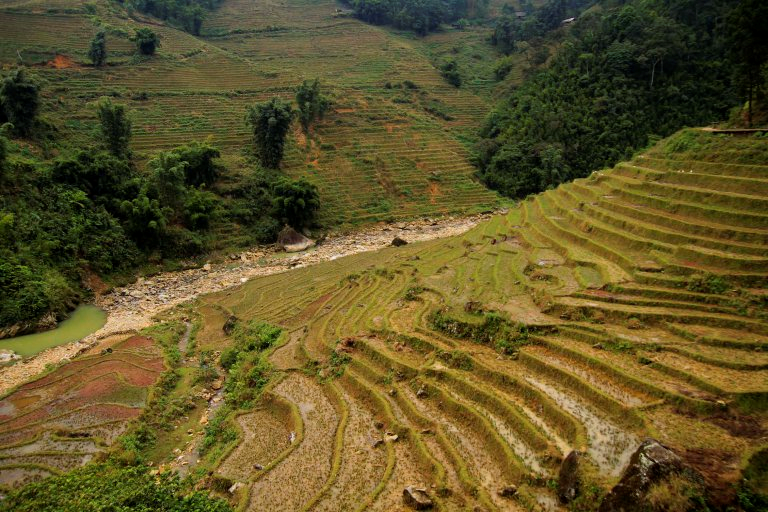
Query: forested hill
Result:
<box><xmin>478</xmin><ymin>0</ymin><xmax>768</xmax><ymax>198</ymax></box>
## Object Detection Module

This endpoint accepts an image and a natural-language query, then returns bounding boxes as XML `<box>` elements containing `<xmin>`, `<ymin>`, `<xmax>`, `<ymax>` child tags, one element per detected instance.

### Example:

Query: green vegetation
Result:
<box><xmin>478</xmin><ymin>0</ymin><xmax>753</xmax><ymax>198</ymax></box>
<box><xmin>88</xmin><ymin>31</ymin><xmax>107</xmax><ymax>68</ymax></box>
<box><xmin>439</xmin><ymin>59</ymin><xmax>461</xmax><ymax>87</ymax></box>
<box><xmin>97</xmin><ymin>98</ymin><xmax>132</xmax><ymax>159</ymax></box>
<box><xmin>133</xmin><ymin>28</ymin><xmax>160</xmax><ymax>56</ymax></box>
<box><xmin>129</xmin><ymin>0</ymin><xmax>218</xmax><ymax>35</ymax></box>
<box><xmin>345</xmin><ymin>0</ymin><xmax>471</xmax><ymax>35</ymax></box>
<box><xmin>0</xmin><ymin>463</ymin><xmax>232</xmax><ymax>511</ymax></box>
<box><xmin>295</xmin><ymin>79</ymin><xmax>330</xmax><ymax>134</ymax></box>
<box><xmin>246</xmin><ymin>98</ymin><xmax>294</xmax><ymax>169</ymax></box>
<box><xmin>0</xmin><ymin>69</ymin><xmax>39</xmax><ymax>136</ymax></box>
<box><xmin>202</xmin><ymin>320</ymin><xmax>282</xmax><ymax>451</ymax></box>
<box><xmin>272</xmin><ymin>177</ymin><xmax>320</xmax><ymax>229</ymax></box>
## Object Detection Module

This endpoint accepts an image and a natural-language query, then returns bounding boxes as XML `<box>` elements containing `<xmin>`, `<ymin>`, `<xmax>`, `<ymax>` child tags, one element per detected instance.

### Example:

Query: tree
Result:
<box><xmin>0</xmin><ymin>69</ymin><xmax>39</xmax><ymax>136</ymax></box>
<box><xmin>440</xmin><ymin>59</ymin><xmax>461</xmax><ymax>87</ymax></box>
<box><xmin>726</xmin><ymin>0</ymin><xmax>768</xmax><ymax>127</ymax></box>
<box><xmin>171</xmin><ymin>141</ymin><xmax>221</xmax><ymax>187</ymax></box>
<box><xmin>88</xmin><ymin>30</ymin><xmax>107</xmax><ymax>67</ymax></box>
<box><xmin>245</xmin><ymin>98</ymin><xmax>294</xmax><ymax>168</ymax></box>
<box><xmin>272</xmin><ymin>177</ymin><xmax>320</xmax><ymax>229</ymax></box>
<box><xmin>148</xmin><ymin>151</ymin><xmax>188</xmax><ymax>213</ymax></box>
<box><xmin>97</xmin><ymin>97</ymin><xmax>132</xmax><ymax>159</ymax></box>
<box><xmin>296</xmin><ymin>79</ymin><xmax>330</xmax><ymax>134</ymax></box>
<box><xmin>133</xmin><ymin>28</ymin><xmax>160</xmax><ymax>56</ymax></box>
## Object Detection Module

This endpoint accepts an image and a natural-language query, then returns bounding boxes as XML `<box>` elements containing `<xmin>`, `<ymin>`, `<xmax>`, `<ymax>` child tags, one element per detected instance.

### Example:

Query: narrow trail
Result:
<box><xmin>0</xmin><ymin>213</ymin><xmax>491</xmax><ymax>395</ymax></box>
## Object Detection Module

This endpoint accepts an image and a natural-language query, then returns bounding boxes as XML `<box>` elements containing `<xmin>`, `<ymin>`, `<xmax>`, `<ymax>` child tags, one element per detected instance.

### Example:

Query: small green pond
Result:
<box><xmin>0</xmin><ymin>305</ymin><xmax>107</xmax><ymax>357</ymax></box>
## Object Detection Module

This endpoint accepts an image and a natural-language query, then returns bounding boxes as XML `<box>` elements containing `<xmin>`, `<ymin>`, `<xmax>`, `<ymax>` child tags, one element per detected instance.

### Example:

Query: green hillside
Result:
<box><xmin>0</xmin><ymin>0</ymin><xmax>502</xmax><ymax>227</ymax></box>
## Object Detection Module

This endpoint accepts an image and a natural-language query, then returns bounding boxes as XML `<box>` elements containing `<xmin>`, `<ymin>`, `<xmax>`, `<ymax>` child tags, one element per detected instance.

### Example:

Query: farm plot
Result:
<box><xmin>0</xmin><ymin>335</ymin><xmax>164</xmax><ymax>490</ymax></box>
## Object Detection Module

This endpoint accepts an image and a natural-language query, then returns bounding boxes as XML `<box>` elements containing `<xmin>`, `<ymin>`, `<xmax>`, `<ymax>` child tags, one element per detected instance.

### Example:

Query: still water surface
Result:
<box><xmin>0</xmin><ymin>305</ymin><xmax>106</xmax><ymax>357</ymax></box>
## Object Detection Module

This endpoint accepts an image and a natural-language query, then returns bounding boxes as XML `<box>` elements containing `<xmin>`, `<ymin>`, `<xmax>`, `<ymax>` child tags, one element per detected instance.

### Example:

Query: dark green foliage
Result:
<box><xmin>739</xmin><ymin>448</ymin><xmax>768</xmax><ymax>511</ymax></box>
<box><xmin>203</xmin><ymin>321</ymin><xmax>282</xmax><ymax>437</ymax></box>
<box><xmin>296</xmin><ymin>79</ymin><xmax>330</xmax><ymax>133</ymax></box>
<box><xmin>129</xmin><ymin>0</ymin><xmax>216</xmax><ymax>35</ymax></box>
<box><xmin>725</xmin><ymin>0</ymin><xmax>768</xmax><ymax>127</ymax></box>
<box><xmin>491</xmin><ymin>15</ymin><xmax>523</xmax><ymax>54</ymax></box>
<box><xmin>478</xmin><ymin>0</ymin><xmax>742</xmax><ymax>199</ymax></box>
<box><xmin>440</xmin><ymin>59</ymin><xmax>461</xmax><ymax>87</ymax></box>
<box><xmin>97</xmin><ymin>97</ymin><xmax>132</xmax><ymax>158</ymax></box>
<box><xmin>346</xmin><ymin>0</ymin><xmax>469</xmax><ymax>35</ymax></box>
<box><xmin>183</xmin><ymin>188</ymin><xmax>219</xmax><ymax>230</ymax></box>
<box><xmin>0</xmin><ymin>69</ymin><xmax>40</xmax><ymax>136</ymax></box>
<box><xmin>245</xmin><ymin>98</ymin><xmax>294</xmax><ymax>168</ymax></box>
<box><xmin>133</xmin><ymin>28</ymin><xmax>160</xmax><ymax>55</ymax></box>
<box><xmin>88</xmin><ymin>30</ymin><xmax>107</xmax><ymax>67</ymax></box>
<box><xmin>0</xmin><ymin>133</ymin><xmax>7</xmax><ymax>172</ymax></box>
<box><xmin>429</xmin><ymin>309</ymin><xmax>530</xmax><ymax>354</ymax></box>
<box><xmin>493</xmin><ymin>56</ymin><xmax>515</xmax><ymax>80</ymax></box>
<box><xmin>272</xmin><ymin>177</ymin><xmax>320</xmax><ymax>229</ymax></box>
<box><xmin>171</xmin><ymin>141</ymin><xmax>221</xmax><ymax>187</ymax></box>
<box><xmin>0</xmin><ymin>463</ymin><xmax>232</xmax><ymax>512</ymax></box>
<box><xmin>686</xmin><ymin>273</ymin><xmax>730</xmax><ymax>295</ymax></box>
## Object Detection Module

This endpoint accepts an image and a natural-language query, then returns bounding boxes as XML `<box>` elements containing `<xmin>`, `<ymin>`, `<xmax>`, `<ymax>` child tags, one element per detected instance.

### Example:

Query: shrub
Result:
<box><xmin>686</xmin><ymin>273</ymin><xmax>730</xmax><ymax>295</ymax></box>
<box><xmin>0</xmin><ymin>463</ymin><xmax>232</xmax><ymax>511</ymax></box>
<box><xmin>133</xmin><ymin>28</ymin><xmax>160</xmax><ymax>55</ymax></box>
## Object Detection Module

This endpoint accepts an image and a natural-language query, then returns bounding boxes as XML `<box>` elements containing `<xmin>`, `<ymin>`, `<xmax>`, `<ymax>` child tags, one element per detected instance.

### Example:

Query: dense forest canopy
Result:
<box><xmin>476</xmin><ymin>0</ymin><xmax>766</xmax><ymax>199</ymax></box>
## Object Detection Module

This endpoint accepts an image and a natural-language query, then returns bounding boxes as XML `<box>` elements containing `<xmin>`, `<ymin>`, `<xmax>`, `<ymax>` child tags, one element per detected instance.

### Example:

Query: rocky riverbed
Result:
<box><xmin>0</xmin><ymin>213</ymin><xmax>492</xmax><ymax>394</ymax></box>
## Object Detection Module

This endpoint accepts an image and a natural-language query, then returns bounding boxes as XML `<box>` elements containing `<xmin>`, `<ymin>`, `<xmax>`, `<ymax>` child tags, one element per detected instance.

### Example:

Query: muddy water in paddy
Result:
<box><xmin>526</xmin><ymin>377</ymin><xmax>637</xmax><ymax>476</ymax></box>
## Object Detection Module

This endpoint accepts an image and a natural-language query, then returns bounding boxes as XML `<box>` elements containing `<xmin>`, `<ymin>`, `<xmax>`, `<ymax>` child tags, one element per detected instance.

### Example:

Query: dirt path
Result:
<box><xmin>0</xmin><ymin>213</ymin><xmax>491</xmax><ymax>396</ymax></box>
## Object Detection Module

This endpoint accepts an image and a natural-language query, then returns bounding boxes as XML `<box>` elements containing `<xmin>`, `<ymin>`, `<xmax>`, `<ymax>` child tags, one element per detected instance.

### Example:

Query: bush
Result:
<box><xmin>133</xmin><ymin>28</ymin><xmax>160</xmax><ymax>55</ymax></box>
<box><xmin>687</xmin><ymin>273</ymin><xmax>730</xmax><ymax>295</ymax></box>
<box><xmin>0</xmin><ymin>463</ymin><xmax>232</xmax><ymax>511</ymax></box>
<box><xmin>0</xmin><ymin>69</ymin><xmax>40</xmax><ymax>136</ymax></box>
<box><xmin>440</xmin><ymin>59</ymin><xmax>461</xmax><ymax>87</ymax></box>
<box><xmin>272</xmin><ymin>177</ymin><xmax>320</xmax><ymax>229</ymax></box>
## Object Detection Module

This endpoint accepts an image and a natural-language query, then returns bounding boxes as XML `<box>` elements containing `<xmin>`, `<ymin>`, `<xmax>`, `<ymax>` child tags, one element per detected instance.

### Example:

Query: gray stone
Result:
<box><xmin>403</xmin><ymin>486</ymin><xmax>433</xmax><ymax>510</ymax></box>
<box><xmin>558</xmin><ymin>450</ymin><xmax>581</xmax><ymax>503</ymax></box>
<box><xmin>599</xmin><ymin>439</ymin><xmax>704</xmax><ymax>512</ymax></box>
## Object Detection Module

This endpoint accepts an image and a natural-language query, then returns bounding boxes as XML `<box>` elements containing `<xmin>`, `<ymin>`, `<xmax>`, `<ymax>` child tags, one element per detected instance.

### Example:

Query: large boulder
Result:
<box><xmin>277</xmin><ymin>226</ymin><xmax>315</xmax><ymax>253</ymax></box>
<box><xmin>599</xmin><ymin>439</ymin><xmax>706</xmax><ymax>512</ymax></box>
<box><xmin>558</xmin><ymin>450</ymin><xmax>581</xmax><ymax>504</ymax></box>
<box><xmin>403</xmin><ymin>486</ymin><xmax>433</xmax><ymax>510</ymax></box>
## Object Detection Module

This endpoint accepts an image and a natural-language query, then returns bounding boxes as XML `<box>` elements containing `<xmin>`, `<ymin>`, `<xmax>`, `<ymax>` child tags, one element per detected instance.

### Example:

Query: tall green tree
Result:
<box><xmin>245</xmin><ymin>98</ymin><xmax>294</xmax><ymax>168</ymax></box>
<box><xmin>97</xmin><ymin>97</ymin><xmax>132</xmax><ymax>159</ymax></box>
<box><xmin>726</xmin><ymin>0</ymin><xmax>768</xmax><ymax>127</ymax></box>
<box><xmin>272</xmin><ymin>177</ymin><xmax>320</xmax><ymax>229</ymax></box>
<box><xmin>0</xmin><ymin>69</ymin><xmax>39</xmax><ymax>136</ymax></box>
<box><xmin>296</xmin><ymin>79</ymin><xmax>330</xmax><ymax>134</ymax></box>
<box><xmin>133</xmin><ymin>28</ymin><xmax>160</xmax><ymax>55</ymax></box>
<box><xmin>88</xmin><ymin>30</ymin><xmax>107</xmax><ymax>67</ymax></box>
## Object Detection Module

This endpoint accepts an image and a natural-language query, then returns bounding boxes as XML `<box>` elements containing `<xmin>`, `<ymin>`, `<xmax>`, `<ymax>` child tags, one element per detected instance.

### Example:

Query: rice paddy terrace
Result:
<box><xmin>187</xmin><ymin>130</ymin><xmax>767</xmax><ymax>510</ymax></box>
<box><xmin>0</xmin><ymin>0</ymin><xmax>503</xmax><ymax>227</ymax></box>
<box><xmin>0</xmin><ymin>334</ymin><xmax>164</xmax><ymax>489</ymax></box>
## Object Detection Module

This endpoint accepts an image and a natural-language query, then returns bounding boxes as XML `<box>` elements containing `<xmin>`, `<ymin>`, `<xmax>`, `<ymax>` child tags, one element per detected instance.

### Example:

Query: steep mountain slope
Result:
<box><xmin>190</xmin><ymin>129</ymin><xmax>767</xmax><ymax>509</ymax></box>
<box><xmin>0</xmin><ymin>0</ymin><xmax>501</xmax><ymax>227</ymax></box>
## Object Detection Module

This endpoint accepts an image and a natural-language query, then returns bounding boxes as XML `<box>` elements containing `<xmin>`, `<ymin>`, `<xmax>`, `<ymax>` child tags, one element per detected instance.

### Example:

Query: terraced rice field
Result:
<box><xmin>0</xmin><ymin>335</ymin><xmax>164</xmax><ymax>491</ymax></box>
<box><xmin>0</xmin><ymin>0</ymin><xmax>501</xmax><ymax>227</ymax></box>
<box><xmin>192</xmin><ymin>131</ymin><xmax>768</xmax><ymax>509</ymax></box>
